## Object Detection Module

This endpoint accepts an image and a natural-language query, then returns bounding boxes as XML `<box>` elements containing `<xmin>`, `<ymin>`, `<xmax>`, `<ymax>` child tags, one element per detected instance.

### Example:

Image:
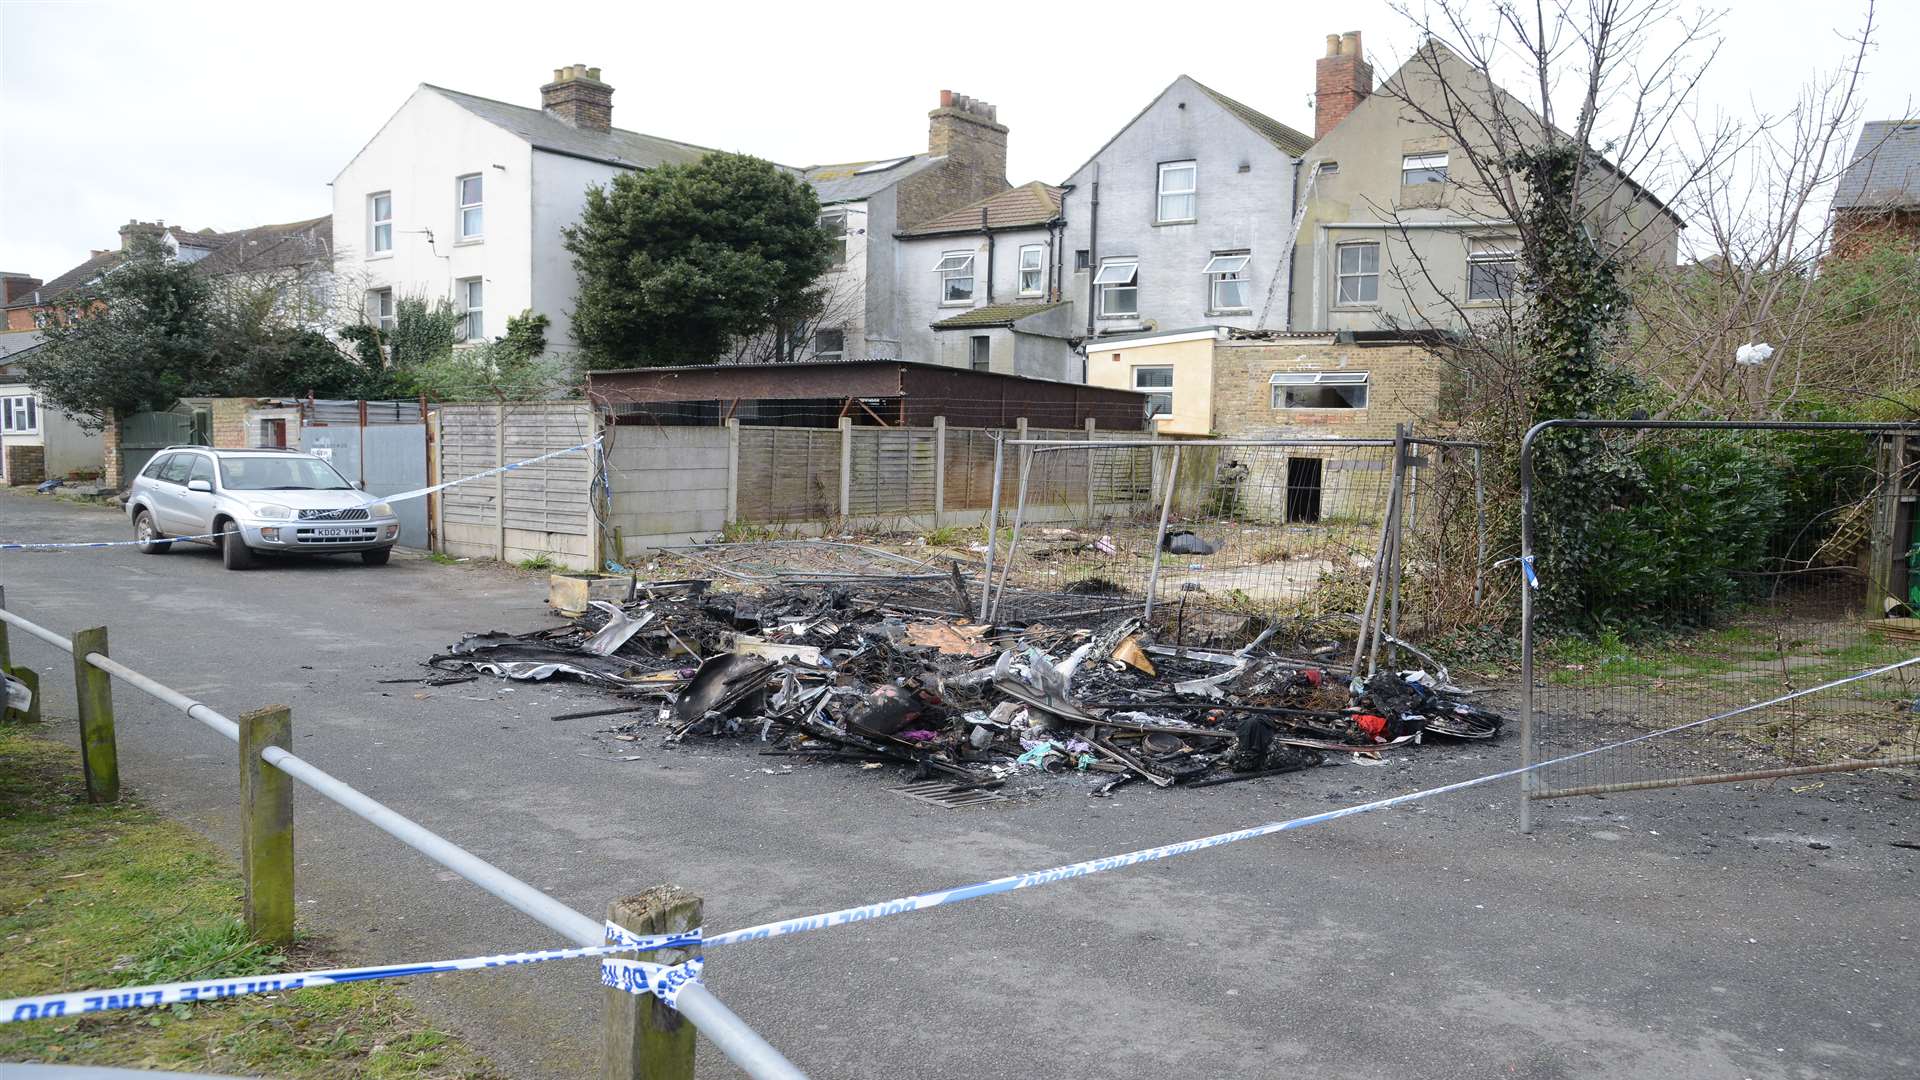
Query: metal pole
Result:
<box><xmin>1472</xmin><ymin>446</ymin><xmax>1487</xmax><ymax>607</ymax></box>
<box><xmin>1384</xmin><ymin>425</ymin><xmax>1411</xmax><ymax>670</ymax></box>
<box><xmin>1368</xmin><ymin>442</ymin><xmax>1406</xmax><ymax>679</ymax></box>
<box><xmin>1142</xmin><ymin>442</ymin><xmax>1183</xmax><ymax>623</ymax></box>
<box><xmin>1517</xmin><ymin>425</ymin><xmax>1543</xmax><ymax>834</ymax></box>
<box><xmin>988</xmin><ymin>446</ymin><xmax>1035</xmax><ymax>622</ymax></box>
<box><xmin>978</xmin><ymin>436</ymin><xmax>1004</xmax><ymax>616</ymax></box>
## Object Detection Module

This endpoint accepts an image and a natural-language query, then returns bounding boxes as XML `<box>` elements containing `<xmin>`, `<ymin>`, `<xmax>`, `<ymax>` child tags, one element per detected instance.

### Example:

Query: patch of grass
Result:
<box><xmin>719</xmin><ymin>520</ymin><xmax>780</xmax><ymax>543</ymax></box>
<box><xmin>922</xmin><ymin>525</ymin><xmax>964</xmax><ymax>547</ymax></box>
<box><xmin>515</xmin><ymin>552</ymin><xmax>561</xmax><ymax>572</ymax></box>
<box><xmin>0</xmin><ymin>722</ymin><xmax>500</xmax><ymax>1079</ymax></box>
<box><xmin>426</xmin><ymin>552</ymin><xmax>460</xmax><ymax>566</ymax></box>
<box><xmin>1251</xmin><ymin>541</ymin><xmax>1293</xmax><ymax>564</ymax></box>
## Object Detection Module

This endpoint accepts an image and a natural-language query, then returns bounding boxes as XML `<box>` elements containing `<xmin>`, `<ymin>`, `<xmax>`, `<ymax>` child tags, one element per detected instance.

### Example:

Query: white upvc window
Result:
<box><xmin>933</xmin><ymin>250</ymin><xmax>975</xmax><ymax>304</ymax></box>
<box><xmin>1132</xmin><ymin>365</ymin><xmax>1174</xmax><ymax>417</ymax></box>
<box><xmin>1335</xmin><ymin>242</ymin><xmax>1380</xmax><ymax>305</ymax></box>
<box><xmin>1467</xmin><ymin>238</ymin><xmax>1518</xmax><ymax>301</ymax></box>
<box><xmin>1</xmin><ymin>394</ymin><xmax>38</xmax><ymax>433</ymax></box>
<box><xmin>1402</xmin><ymin>152</ymin><xmax>1449</xmax><ymax>186</ymax></box>
<box><xmin>457</xmin><ymin>174</ymin><xmax>483</xmax><ymax>240</ymax></box>
<box><xmin>1271</xmin><ymin>370</ymin><xmax>1369</xmax><ymax>410</ymax></box>
<box><xmin>1094</xmin><ymin>258</ymin><xmax>1139</xmax><ymax>318</ymax></box>
<box><xmin>1017</xmin><ymin>244</ymin><xmax>1045</xmax><ymax>296</ymax></box>
<box><xmin>369</xmin><ymin>191</ymin><xmax>393</xmax><ymax>253</ymax></box>
<box><xmin>813</xmin><ymin>327</ymin><xmax>845</xmax><ymax>361</ymax></box>
<box><xmin>820</xmin><ymin>210</ymin><xmax>849</xmax><ymax>268</ymax></box>
<box><xmin>370</xmin><ymin>288</ymin><xmax>395</xmax><ymax>332</ymax></box>
<box><xmin>1203</xmin><ymin>251</ymin><xmax>1251</xmax><ymax>312</ymax></box>
<box><xmin>457</xmin><ymin>278</ymin><xmax>484</xmax><ymax>341</ymax></box>
<box><xmin>1157</xmin><ymin>161</ymin><xmax>1197</xmax><ymax>223</ymax></box>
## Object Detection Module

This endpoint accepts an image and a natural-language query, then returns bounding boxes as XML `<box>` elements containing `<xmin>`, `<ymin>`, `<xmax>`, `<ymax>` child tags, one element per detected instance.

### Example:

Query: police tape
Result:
<box><xmin>5</xmin><ymin>655</ymin><xmax>1914</xmax><ymax>1024</ymax></box>
<box><xmin>0</xmin><ymin>437</ymin><xmax>600</xmax><ymax>552</ymax></box>
<box><xmin>0</xmin><ymin>921</ymin><xmax>699</xmax><ymax>1023</ymax></box>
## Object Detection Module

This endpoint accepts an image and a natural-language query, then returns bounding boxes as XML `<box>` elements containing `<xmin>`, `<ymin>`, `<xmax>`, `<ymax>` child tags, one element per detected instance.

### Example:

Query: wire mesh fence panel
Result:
<box><xmin>1523</xmin><ymin>424</ymin><xmax>1920</xmax><ymax>804</ymax></box>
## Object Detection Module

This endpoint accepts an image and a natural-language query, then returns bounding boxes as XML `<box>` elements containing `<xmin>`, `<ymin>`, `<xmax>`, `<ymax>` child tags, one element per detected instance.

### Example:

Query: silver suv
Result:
<box><xmin>126</xmin><ymin>447</ymin><xmax>401</xmax><ymax>570</ymax></box>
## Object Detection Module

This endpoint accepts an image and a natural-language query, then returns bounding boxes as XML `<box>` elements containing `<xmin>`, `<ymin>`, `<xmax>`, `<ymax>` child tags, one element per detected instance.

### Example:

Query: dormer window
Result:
<box><xmin>1157</xmin><ymin>161</ymin><xmax>1197</xmax><ymax>223</ymax></box>
<box><xmin>1402</xmin><ymin>152</ymin><xmax>1448</xmax><ymax>186</ymax></box>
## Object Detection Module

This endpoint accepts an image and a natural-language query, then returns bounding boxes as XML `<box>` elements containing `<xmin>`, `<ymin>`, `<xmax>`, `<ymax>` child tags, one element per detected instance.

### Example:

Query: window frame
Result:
<box><xmin>1334</xmin><ymin>241</ymin><xmax>1380</xmax><ymax>306</ymax></box>
<box><xmin>1401</xmin><ymin>152</ymin><xmax>1449</xmax><ymax>186</ymax></box>
<box><xmin>969</xmin><ymin>335</ymin><xmax>991</xmax><ymax>372</ymax></box>
<box><xmin>456</xmin><ymin>278</ymin><xmax>484</xmax><ymax>342</ymax></box>
<box><xmin>1270</xmin><ymin>370</ymin><xmax>1370</xmax><ymax>410</ymax></box>
<box><xmin>1016</xmin><ymin>244</ymin><xmax>1045</xmax><ymax>297</ymax></box>
<box><xmin>812</xmin><ymin>327</ymin><xmax>845</xmax><ymax>361</ymax></box>
<box><xmin>1156</xmin><ymin>160</ymin><xmax>1197</xmax><ymax>224</ymax></box>
<box><xmin>1203</xmin><ymin>251</ymin><xmax>1252</xmax><ymax>313</ymax></box>
<box><xmin>456</xmin><ymin>174</ymin><xmax>483</xmax><ymax>241</ymax></box>
<box><xmin>1466</xmin><ymin>238</ymin><xmax>1518</xmax><ymax>302</ymax></box>
<box><xmin>934</xmin><ymin>250</ymin><xmax>976</xmax><ymax>305</ymax></box>
<box><xmin>1</xmin><ymin>393</ymin><xmax>37</xmax><ymax>434</ymax></box>
<box><xmin>1094</xmin><ymin>257</ymin><xmax>1139</xmax><ymax>319</ymax></box>
<box><xmin>1132</xmin><ymin>364</ymin><xmax>1174</xmax><ymax>417</ymax></box>
<box><xmin>156</xmin><ymin>453</ymin><xmax>195</xmax><ymax>485</ymax></box>
<box><xmin>370</xmin><ymin>288</ymin><xmax>396</xmax><ymax>333</ymax></box>
<box><xmin>369</xmin><ymin>191</ymin><xmax>393</xmax><ymax>254</ymax></box>
<box><xmin>819</xmin><ymin>209</ymin><xmax>849</xmax><ymax>269</ymax></box>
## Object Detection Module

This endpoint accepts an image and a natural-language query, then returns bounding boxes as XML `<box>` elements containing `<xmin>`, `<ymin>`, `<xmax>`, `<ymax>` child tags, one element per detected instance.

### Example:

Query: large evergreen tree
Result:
<box><xmin>563</xmin><ymin>152</ymin><xmax>834</xmax><ymax>368</ymax></box>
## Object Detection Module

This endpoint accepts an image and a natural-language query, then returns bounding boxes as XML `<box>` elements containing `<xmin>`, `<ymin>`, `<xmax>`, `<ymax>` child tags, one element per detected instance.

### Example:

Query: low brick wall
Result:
<box><xmin>1211</xmin><ymin>340</ymin><xmax>1451</xmax><ymax>438</ymax></box>
<box><xmin>4</xmin><ymin>443</ymin><xmax>45</xmax><ymax>485</ymax></box>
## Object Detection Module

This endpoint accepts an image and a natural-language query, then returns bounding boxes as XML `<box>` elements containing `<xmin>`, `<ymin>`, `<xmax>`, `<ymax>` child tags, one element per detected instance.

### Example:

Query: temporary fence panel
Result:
<box><xmin>1519</xmin><ymin>421</ymin><xmax>1920</xmax><ymax>826</ymax></box>
<box><xmin>436</xmin><ymin>402</ymin><xmax>596</xmax><ymax>568</ymax></box>
<box><xmin>736</xmin><ymin>426</ymin><xmax>841</xmax><ymax>524</ymax></box>
<box><xmin>300</xmin><ymin>422</ymin><xmax>429</xmax><ymax>548</ymax></box>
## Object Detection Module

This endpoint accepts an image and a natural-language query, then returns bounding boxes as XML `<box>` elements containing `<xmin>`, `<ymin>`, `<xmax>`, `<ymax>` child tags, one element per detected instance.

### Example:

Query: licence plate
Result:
<box><xmin>312</xmin><ymin>527</ymin><xmax>356</xmax><ymax>537</ymax></box>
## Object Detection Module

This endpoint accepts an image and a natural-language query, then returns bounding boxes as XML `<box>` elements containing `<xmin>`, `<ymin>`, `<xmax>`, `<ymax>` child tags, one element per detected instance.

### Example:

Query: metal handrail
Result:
<box><xmin>0</xmin><ymin>603</ymin><xmax>805</xmax><ymax>1079</ymax></box>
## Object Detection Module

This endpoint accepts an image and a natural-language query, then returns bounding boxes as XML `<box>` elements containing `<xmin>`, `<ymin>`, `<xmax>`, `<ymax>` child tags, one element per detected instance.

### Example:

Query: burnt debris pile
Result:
<box><xmin>428</xmin><ymin>548</ymin><xmax>1503</xmax><ymax>798</ymax></box>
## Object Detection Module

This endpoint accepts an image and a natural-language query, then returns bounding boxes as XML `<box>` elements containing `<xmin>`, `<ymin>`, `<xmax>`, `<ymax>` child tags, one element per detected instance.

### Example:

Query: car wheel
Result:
<box><xmin>134</xmin><ymin>510</ymin><xmax>171</xmax><ymax>554</ymax></box>
<box><xmin>361</xmin><ymin>547</ymin><xmax>392</xmax><ymax>566</ymax></box>
<box><xmin>221</xmin><ymin>523</ymin><xmax>255</xmax><ymax>570</ymax></box>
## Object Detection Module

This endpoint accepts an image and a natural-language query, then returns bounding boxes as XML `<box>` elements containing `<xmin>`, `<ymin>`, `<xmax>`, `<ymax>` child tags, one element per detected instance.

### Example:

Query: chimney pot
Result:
<box><xmin>542</xmin><ymin>63</ymin><xmax>613</xmax><ymax>131</ymax></box>
<box><xmin>1326</xmin><ymin>34</ymin><xmax>1341</xmax><ymax>57</ymax></box>
<box><xmin>1341</xmin><ymin>30</ymin><xmax>1361</xmax><ymax>56</ymax></box>
<box><xmin>1314</xmin><ymin>29</ymin><xmax>1373</xmax><ymax>140</ymax></box>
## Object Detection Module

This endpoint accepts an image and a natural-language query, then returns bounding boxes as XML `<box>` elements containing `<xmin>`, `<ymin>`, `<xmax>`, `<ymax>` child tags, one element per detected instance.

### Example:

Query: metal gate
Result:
<box><xmin>1518</xmin><ymin>419</ymin><xmax>1920</xmax><ymax>830</ymax></box>
<box><xmin>299</xmin><ymin>400</ymin><xmax>429</xmax><ymax>548</ymax></box>
<box><xmin>117</xmin><ymin>405</ymin><xmax>204</xmax><ymax>487</ymax></box>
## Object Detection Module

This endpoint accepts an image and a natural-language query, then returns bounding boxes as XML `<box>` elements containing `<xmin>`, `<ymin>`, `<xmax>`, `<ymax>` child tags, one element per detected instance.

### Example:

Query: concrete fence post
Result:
<box><xmin>603</xmin><ymin>886</ymin><xmax>703</xmax><ymax>1080</ymax></box>
<box><xmin>71</xmin><ymin>627</ymin><xmax>119</xmax><ymax>804</ymax></box>
<box><xmin>837</xmin><ymin>417</ymin><xmax>853</xmax><ymax>521</ymax></box>
<box><xmin>239</xmin><ymin>704</ymin><xmax>295</xmax><ymax>947</ymax></box>
<box><xmin>495</xmin><ymin>404</ymin><xmax>509</xmax><ymax>561</ymax></box>
<box><xmin>932</xmin><ymin>416</ymin><xmax>947</xmax><ymax>526</ymax></box>
<box><xmin>725</xmin><ymin>418</ymin><xmax>741</xmax><ymax>525</ymax></box>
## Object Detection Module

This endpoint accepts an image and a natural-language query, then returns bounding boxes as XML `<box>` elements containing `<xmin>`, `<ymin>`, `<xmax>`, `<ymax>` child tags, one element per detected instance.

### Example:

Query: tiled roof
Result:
<box><xmin>806</xmin><ymin>154</ymin><xmax>944</xmax><ymax>204</ymax></box>
<box><xmin>930</xmin><ymin>301</ymin><xmax>1069</xmax><ymax>329</ymax></box>
<box><xmin>425</xmin><ymin>85</ymin><xmax>713</xmax><ymax>170</ymax></box>
<box><xmin>10</xmin><ymin>249</ymin><xmax>123</xmax><ymax>308</ymax></box>
<box><xmin>1190</xmin><ymin>79</ymin><xmax>1313</xmax><ymax>157</ymax></box>
<box><xmin>192</xmin><ymin>216</ymin><xmax>332</xmax><ymax>276</ymax></box>
<box><xmin>1834</xmin><ymin>120</ymin><xmax>1920</xmax><ymax>210</ymax></box>
<box><xmin>898</xmin><ymin>182</ymin><xmax>1063</xmax><ymax>237</ymax></box>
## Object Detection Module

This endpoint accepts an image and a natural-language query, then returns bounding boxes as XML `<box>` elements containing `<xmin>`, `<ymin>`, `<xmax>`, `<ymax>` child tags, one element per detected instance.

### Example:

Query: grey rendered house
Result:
<box><xmin>1058</xmin><ymin>75</ymin><xmax>1314</xmax><ymax>343</ymax></box>
<box><xmin>804</xmin><ymin>92</ymin><xmax>1012</xmax><ymax>362</ymax></box>
<box><xmin>892</xmin><ymin>182</ymin><xmax>1076</xmax><ymax>380</ymax></box>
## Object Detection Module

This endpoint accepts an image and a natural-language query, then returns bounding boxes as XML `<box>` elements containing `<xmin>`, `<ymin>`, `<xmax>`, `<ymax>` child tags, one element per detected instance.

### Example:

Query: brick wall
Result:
<box><xmin>3</xmin><ymin>443</ymin><xmax>44</xmax><ymax>485</ymax></box>
<box><xmin>209</xmin><ymin>397</ymin><xmax>251</xmax><ymax>448</ymax></box>
<box><xmin>101</xmin><ymin>410</ymin><xmax>122</xmax><ymax>489</ymax></box>
<box><xmin>1210</xmin><ymin>340</ymin><xmax>1450</xmax><ymax>439</ymax></box>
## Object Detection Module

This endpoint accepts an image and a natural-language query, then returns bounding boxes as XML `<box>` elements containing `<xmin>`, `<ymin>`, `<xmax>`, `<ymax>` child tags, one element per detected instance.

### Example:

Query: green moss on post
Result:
<box><xmin>71</xmin><ymin>626</ymin><xmax>119</xmax><ymax>804</ymax></box>
<box><xmin>602</xmin><ymin>886</ymin><xmax>701</xmax><ymax>1080</ymax></box>
<box><xmin>7</xmin><ymin>666</ymin><xmax>42</xmax><ymax>724</ymax></box>
<box><xmin>239</xmin><ymin>704</ymin><xmax>295</xmax><ymax>948</ymax></box>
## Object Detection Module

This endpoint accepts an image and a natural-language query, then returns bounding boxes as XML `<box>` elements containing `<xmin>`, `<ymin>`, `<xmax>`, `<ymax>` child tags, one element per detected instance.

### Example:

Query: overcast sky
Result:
<box><xmin>2</xmin><ymin>0</ymin><xmax>1913</xmax><ymax>278</ymax></box>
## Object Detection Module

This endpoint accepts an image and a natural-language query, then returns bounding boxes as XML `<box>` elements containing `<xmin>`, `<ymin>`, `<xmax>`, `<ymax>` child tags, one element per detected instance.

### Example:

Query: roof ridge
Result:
<box><xmin>423</xmin><ymin>83</ymin><xmax>725</xmax><ymax>157</ymax></box>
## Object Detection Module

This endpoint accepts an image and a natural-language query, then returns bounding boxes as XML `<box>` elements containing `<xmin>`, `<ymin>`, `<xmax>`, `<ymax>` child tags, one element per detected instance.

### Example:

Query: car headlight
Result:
<box><xmin>369</xmin><ymin>502</ymin><xmax>394</xmax><ymax>518</ymax></box>
<box><xmin>253</xmin><ymin>504</ymin><xmax>293</xmax><ymax>521</ymax></box>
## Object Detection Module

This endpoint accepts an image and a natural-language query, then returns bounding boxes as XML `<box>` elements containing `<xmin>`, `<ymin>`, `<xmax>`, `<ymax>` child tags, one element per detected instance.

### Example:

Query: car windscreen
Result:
<box><xmin>218</xmin><ymin>456</ymin><xmax>354</xmax><ymax>491</ymax></box>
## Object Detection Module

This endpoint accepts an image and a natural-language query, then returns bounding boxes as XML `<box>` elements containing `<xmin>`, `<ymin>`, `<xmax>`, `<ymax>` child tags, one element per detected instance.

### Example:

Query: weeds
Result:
<box><xmin>515</xmin><ymin>552</ymin><xmax>561</xmax><ymax>572</ymax></box>
<box><xmin>719</xmin><ymin>520</ymin><xmax>781</xmax><ymax>543</ymax></box>
<box><xmin>426</xmin><ymin>552</ymin><xmax>459</xmax><ymax>566</ymax></box>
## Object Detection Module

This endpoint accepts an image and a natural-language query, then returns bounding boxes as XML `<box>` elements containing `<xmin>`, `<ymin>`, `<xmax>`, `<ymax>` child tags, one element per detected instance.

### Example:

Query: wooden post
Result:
<box><xmin>838</xmin><ymin>416</ymin><xmax>853</xmax><ymax>521</ymax></box>
<box><xmin>239</xmin><ymin>704</ymin><xmax>294</xmax><ymax>947</ymax></box>
<box><xmin>1868</xmin><ymin>433</ymin><xmax>1905</xmax><ymax>618</ymax></box>
<box><xmin>932</xmin><ymin>416</ymin><xmax>947</xmax><ymax>526</ymax></box>
<box><xmin>603</xmin><ymin>886</ymin><xmax>702</xmax><ymax>1080</ymax></box>
<box><xmin>70</xmin><ymin>627</ymin><xmax>119</xmax><ymax>804</ymax></box>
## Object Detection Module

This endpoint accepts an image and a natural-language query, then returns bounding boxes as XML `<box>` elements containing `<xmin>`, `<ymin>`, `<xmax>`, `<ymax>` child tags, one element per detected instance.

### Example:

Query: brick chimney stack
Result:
<box><xmin>1314</xmin><ymin>31</ymin><xmax>1372</xmax><ymax>139</ymax></box>
<box><xmin>118</xmin><ymin>220</ymin><xmax>165</xmax><ymax>250</ymax></box>
<box><xmin>0</xmin><ymin>274</ymin><xmax>41</xmax><ymax>305</ymax></box>
<box><xmin>928</xmin><ymin>90</ymin><xmax>1009</xmax><ymax>185</ymax></box>
<box><xmin>541</xmin><ymin>64</ymin><xmax>613</xmax><ymax>131</ymax></box>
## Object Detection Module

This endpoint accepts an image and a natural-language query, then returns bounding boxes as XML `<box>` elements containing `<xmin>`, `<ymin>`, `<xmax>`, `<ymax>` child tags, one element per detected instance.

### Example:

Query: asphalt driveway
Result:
<box><xmin>2</xmin><ymin>489</ymin><xmax>1915</xmax><ymax>1079</ymax></box>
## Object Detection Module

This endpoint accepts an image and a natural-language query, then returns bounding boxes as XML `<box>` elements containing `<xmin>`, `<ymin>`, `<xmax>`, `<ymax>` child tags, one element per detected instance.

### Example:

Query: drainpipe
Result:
<box><xmin>1085</xmin><ymin>164</ymin><xmax>1100</xmax><ymax>336</ymax></box>
<box><xmin>983</xmin><ymin>207</ymin><xmax>994</xmax><ymax>304</ymax></box>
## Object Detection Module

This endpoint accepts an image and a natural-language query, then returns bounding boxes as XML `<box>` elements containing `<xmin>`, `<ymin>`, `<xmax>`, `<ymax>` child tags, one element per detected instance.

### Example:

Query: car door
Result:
<box><xmin>150</xmin><ymin>454</ymin><xmax>194</xmax><ymax>532</ymax></box>
<box><xmin>178</xmin><ymin>454</ymin><xmax>219</xmax><ymax>536</ymax></box>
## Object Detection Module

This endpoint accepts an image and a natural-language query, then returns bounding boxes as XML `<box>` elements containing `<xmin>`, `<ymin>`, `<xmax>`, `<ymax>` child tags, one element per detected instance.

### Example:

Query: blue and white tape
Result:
<box><xmin>1520</xmin><ymin>554</ymin><xmax>1539</xmax><ymax>589</ymax></box>
<box><xmin>7</xmin><ymin>654</ymin><xmax>1914</xmax><ymax>1023</ymax></box>
<box><xmin>1</xmin><ymin>437</ymin><xmax>600</xmax><ymax>552</ymax></box>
